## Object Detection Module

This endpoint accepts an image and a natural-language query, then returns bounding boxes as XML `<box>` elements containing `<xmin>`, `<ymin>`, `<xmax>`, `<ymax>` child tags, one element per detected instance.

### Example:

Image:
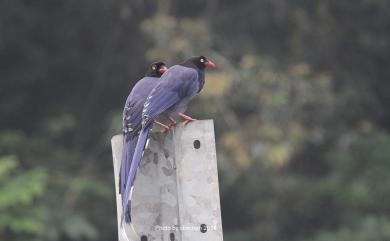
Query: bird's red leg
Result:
<box><xmin>153</xmin><ymin>120</ymin><xmax>170</xmax><ymax>133</ymax></box>
<box><xmin>165</xmin><ymin>115</ymin><xmax>177</xmax><ymax>128</ymax></box>
<box><xmin>178</xmin><ymin>112</ymin><xmax>196</xmax><ymax>126</ymax></box>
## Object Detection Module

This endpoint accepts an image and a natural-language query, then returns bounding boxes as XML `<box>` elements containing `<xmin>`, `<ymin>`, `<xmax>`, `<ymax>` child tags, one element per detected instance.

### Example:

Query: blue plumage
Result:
<box><xmin>119</xmin><ymin>61</ymin><xmax>167</xmax><ymax>222</ymax></box>
<box><xmin>121</xmin><ymin>56</ymin><xmax>215</xmax><ymax>225</ymax></box>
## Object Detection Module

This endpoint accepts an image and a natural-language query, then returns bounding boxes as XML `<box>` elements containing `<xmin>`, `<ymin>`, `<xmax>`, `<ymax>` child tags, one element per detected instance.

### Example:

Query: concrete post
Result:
<box><xmin>111</xmin><ymin>120</ymin><xmax>224</xmax><ymax>241</ymax></box>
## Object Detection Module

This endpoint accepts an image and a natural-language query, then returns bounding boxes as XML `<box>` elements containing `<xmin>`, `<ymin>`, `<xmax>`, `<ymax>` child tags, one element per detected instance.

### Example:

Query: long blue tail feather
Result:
<box><xmin>119</xmin><ymin>135</ymin><xmax>138</xmax><ymax>194</ymax></box>
<box><xmin>121</xmin><ymin>127</ymin><xmax>150</xmax><ymax>225</ymax></box>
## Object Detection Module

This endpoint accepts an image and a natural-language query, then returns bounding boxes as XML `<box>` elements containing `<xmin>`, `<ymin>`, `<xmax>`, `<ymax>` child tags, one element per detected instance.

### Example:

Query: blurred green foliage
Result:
<box><xmin>1</xmin><ymin>0</ymin><xmax>390</xmax><ymax>240</ymax></box>
<box><xmin>0</xmin><ymin>155</ymin><xmax>47</xmax><ymax>237</ymax></box>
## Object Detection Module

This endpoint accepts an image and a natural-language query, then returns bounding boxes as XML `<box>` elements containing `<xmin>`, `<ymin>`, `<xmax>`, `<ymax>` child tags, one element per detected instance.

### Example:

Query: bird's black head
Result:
<box><xmin>181</xmin><ymin>56</ymin><xmax>216</xmax><ymax>70</ymax></box>
<box><xmin>145</xmin><ymin>61</ymin><xmax>168</xmax><ymax>77</ymax></box>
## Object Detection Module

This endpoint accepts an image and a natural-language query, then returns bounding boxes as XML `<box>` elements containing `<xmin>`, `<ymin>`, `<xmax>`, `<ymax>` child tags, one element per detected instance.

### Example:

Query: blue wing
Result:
<box><xmin>142</xmin><ymin>67</ymin><xmax>199</xmax><ymax>127</ymax></box>
<box><xmin>123</xmin><ymin>97</ymin><xmax>144</xmax><ymax>139</ymax></box>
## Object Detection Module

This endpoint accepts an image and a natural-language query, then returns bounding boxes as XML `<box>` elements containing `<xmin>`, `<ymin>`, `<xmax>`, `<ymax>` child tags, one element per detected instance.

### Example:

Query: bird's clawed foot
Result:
<box><xmin>165</xmin><ymin>115</ymin><xmax>177</xmax><ymax>128</ymax></box>
<box><xmin>154</xmin><ymin>114</ymin><xmax>195</xmax><ymax>131</ymax></box>
<box><xmin>153</xmin><ymin>120</ymin><xmax>171</xmax><ymax>133</ymax></box>
<box><xmin>178</xmin><ymin>112</ymin><xmax>196</xmax><ymax>126</ymax></box>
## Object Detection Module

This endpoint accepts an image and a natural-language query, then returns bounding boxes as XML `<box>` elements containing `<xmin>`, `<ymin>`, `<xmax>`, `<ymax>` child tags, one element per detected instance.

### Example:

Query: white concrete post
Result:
<box><xmin>111</xmin><ymin>120</ymin><xmax>224</xmax><ymax>241</ymax></box>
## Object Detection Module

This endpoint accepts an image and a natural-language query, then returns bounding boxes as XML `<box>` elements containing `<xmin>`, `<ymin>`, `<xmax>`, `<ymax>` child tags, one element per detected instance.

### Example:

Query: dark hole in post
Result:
<box><xmin>193</xmin><ymin>140</ymin><xmax>201</xmax><ymax>149</ymax></box>
<box><xmin>170</xmin><ymin>232</ymin><xmax>175</xmax><ymax>241</ymax></box>
<box><xmin>200</xmin><ymin>224</ymin><xmax>207</xmax><ymax>233</ymax></box>
<box><xmin>141</xmin><ymin>235</ymin><xmax>148</xmax><ymax>241</ymax></box>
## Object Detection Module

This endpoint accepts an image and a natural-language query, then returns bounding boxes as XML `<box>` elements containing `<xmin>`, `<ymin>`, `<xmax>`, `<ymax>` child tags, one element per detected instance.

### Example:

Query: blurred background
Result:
<box><xmin>1</xmin><ymin>0</ymin><xmax>390</xmax><ymax>240</ymax></box>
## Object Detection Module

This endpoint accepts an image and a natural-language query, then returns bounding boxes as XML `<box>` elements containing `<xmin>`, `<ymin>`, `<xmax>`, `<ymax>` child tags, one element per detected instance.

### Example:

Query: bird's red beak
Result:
<box><xmin>159</xmin><ymin>66</ymin><xmax>168</xmax><ymax>74</ymax></box>
<box><xmin>205</xmin><ymin>60</ymin><xmax>216</xmax><ymax>68</ymax></box>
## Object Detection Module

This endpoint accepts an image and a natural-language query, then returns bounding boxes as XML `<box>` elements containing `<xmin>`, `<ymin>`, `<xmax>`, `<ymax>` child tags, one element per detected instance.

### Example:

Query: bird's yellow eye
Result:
<box><xmin>200</xmin><ymin>58</ymin><xmax>205</xmax><ymax>63</ymax></box>
<box><xmin>152</xmin><ymin>66</ymin><xmax>156</xmax><ymax>70</ymax></box>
